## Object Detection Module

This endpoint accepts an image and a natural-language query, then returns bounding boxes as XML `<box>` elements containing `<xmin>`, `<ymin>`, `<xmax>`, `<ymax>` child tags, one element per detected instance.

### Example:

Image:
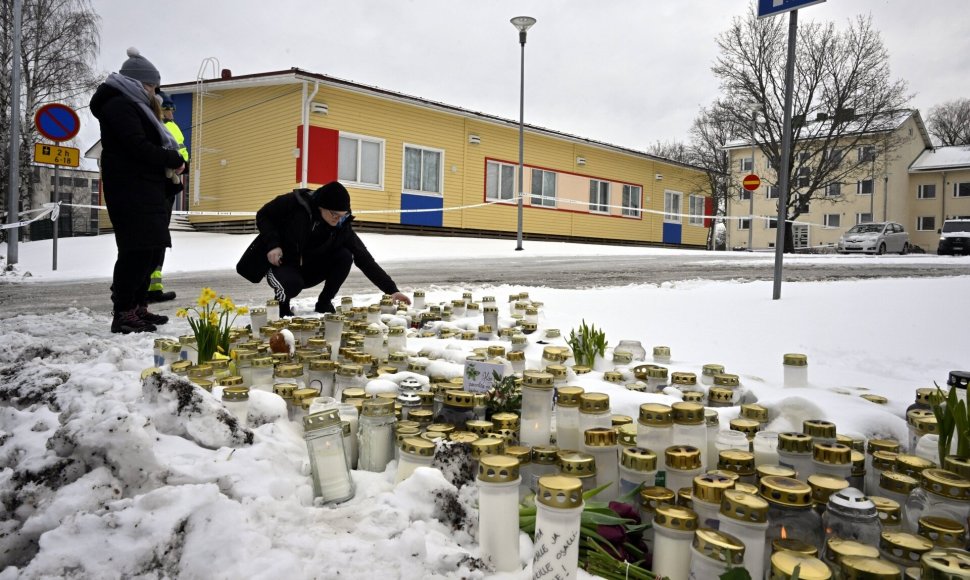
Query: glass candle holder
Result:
<box><xmin>904</xmin><ymin>468</ymin><xmax>970</xmax><ymax>533</ymax></box>
<box><xmin>503</xmin><ymin>445</ymin><xmax>533</xmax><ymax>502</ymax></box>
<box><xmin>335</xmin><ymin>401</ymin><xmax>360</xmax><ymax>469</ymax></box>
<box><xmin>761</xmin><ymin>475</ymin><xmax>823</xmax><ymax>570</ymax></box>
<box><xmin>879</xmin><ymin>531</ymin><xmax>934</xmax><ymax>570</ymax></box>
<box><xmin>578</xmin><ymin>392</ymin><xmax>611</xmax><ymax>435</ymax></box>
<box><xmin>672</xmin><ymin>402</ymin><xmax>708</xmax><ymax>470</ymax></box>
<box><xmin>357</xmin><ymin>399</ymin><xmax>396</xmax><ymax>473</ymax></box>
<box><xmin>688</xmin><ymin>528</ymin><xmax>745</xmax><ymax>579</ymax></box>
<box><xmin>646</xmin><ymin>366</ymin><xmax>669</xmax><ymax>393</ymax></box>
<box><xmin>917</xmin><ymin>515</ymin><xmax>967</xmax><ymax>549</ymax></box>
<box><xmin>637</xmin><ymin>403</ymin><xmax>673</xmax><ymax>453</ymax></box>
<box><xmin>559</xmin><ymin>452</ymin><xmax>597</xmax><ymax>493</ymax></box>
<box><xmin>769</xmin><ymin>551</ymin><xmax>831</xmax><ymax>580</ymax></box>
<box><xmin>322</xmin><ymin>314</ymin><xmax>344</xmax><ymax>360</ymax></box>
<box><xmin>718</xmin><ymin>449</ymin><xmax>757</xmax><ymax>485</ymax></box>
<box><xmin>812</xmin><ymin>443</ymin><xmax>853</xmax><ymax>480</ymax></box>
<box><xmin>754</xmin><ymin>431</ymin><xmax>781</xmax><ymax>467</ymax></box>
<box><xmin>778</xmin><ymin>432</ymin><xmax>815</xmax><ymax>482</ymax></box>
<box><xmin>362</xmin><ymin>326</ymin><xmax>383</xmax><ymax>362</ymax></box>
<box><xmin>478</xmin><ymin>455</ymin><xmax>521</xmax><ymax>573</ymax></box>
<box><xmin>554</xmin><ymin>386</ymin><xmax>583</xmax><ymax>451</ymax></box>
<box><xmin>870</xmin><ymin>495</ymin><xmax>903</xmax><ymax>533</ymax></box>
<box><xmin>808</xmin><ymin>473</ymin><xmax>849</xmax><ymax>516</ymax></box>
<box><xmin>822</xmin><ymin>488</ymin><xmax>881</xmax><ymax>549</ymax></box>
<box><xmin>783</xmin><ymin>353</ymin><xmax>809</xmax><ymax>388</ymax></box>
<box><xmin>582</xmin><ymin>428</ymin><xmax>619</xmax><ymax>503</ymax></box>
<box><xmin>692</xmin><ymin>472</ymin><xmax>735</xmax><ymax>529</ymax></box>
<box><xmin>701</xmin><ymin>363</ymin><xmax>725</xmax><ymax>387</ymax></box>
<box><xmin>274</xmin><ymin>363</ymin><xmax>306</xmax><ymax>392</ymax></box>
<box><xmin>948</xmin><ymin>371</ymin><xmax>970</xmax><ymax>407</ymax></box>
<box><xmin>435</xmin><ymin>390</ymin><xmax>476</xmax><ymax>430</ymax></box>
<box><xmin>719</xmin><ymin>489</ymin><xmax>770</xmax><ymax>580</ymax></box>
<box><xmin>804</xmin><ymin>419</ymin><xmax>838</xmax><ymax>446</ymax></box>
<box><xmin>665</xmin><ymin>445</ymin><xmax>703</xmax><ymax>494</ymax></box>
<box><xmin>520</xmin><ymin>371</ymin><xmax>555</xmax><ymax>447</ymax></box>
<box><xmin>619</xmin><ymin>447</ymin><xmax>658</xmax><ymax>496</ymax></box>
<box><xmin>532</xmin><ymin>475</ymin><xmax>584</xmax><ymax>580</ymax></box>
<box><xmin>221</xmin><ymin>386</ymin><xmax>249</xmax><ymax>427</ymax></box>
<box><xmin>652</xmin><ymin>504</ymin><xmax>698</xmax><ymax>580</ymax></box>
<box><xmin>304</xmin><ymin>409</ymin><xmax>354</xmax><ymax>503</ymax></box>
<box><xmin>395</xmin><ymin>436</ymin><xmax>435</xmax><ymax>483</ymax></box>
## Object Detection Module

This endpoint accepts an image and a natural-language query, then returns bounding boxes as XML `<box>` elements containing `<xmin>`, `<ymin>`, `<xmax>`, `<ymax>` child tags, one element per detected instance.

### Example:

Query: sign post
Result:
<box><xmin>743</xmin><ymin>174</ymin><xmax>761</xmax><ymax>250</ymax></box>
<box><xmin>33</xmin><ymin>103</ymin><xmax>81</xmax><ymax>271</ymax></box>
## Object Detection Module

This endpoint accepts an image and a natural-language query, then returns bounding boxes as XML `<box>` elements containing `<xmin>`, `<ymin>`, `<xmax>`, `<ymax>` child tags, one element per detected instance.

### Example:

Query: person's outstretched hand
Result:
<box><xmin>267</xmin><ymin>247</ymin><xmax>283</xmax><ymax>266</ymax></box>
<box><xmin>391</xmin><ymin>291</ymin><xmax>411</xmax><ymax>306</ymax></box>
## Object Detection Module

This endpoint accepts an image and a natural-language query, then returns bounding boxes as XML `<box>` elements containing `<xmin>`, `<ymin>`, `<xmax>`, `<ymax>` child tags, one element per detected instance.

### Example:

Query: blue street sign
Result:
<box><xmin>34</xmin><ymin>103</ymin><xmax>80</xmax><ymax>142</ymax></box>
<box><xmin>758</xmin><ymin>0</ymin><xmax>826</xmax><ymax>19</ymax></box>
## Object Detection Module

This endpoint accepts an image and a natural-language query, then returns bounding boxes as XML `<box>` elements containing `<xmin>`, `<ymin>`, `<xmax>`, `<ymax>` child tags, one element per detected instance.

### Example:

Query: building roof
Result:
<box><xmin>163</xmin><ymin>68</ymin><xmax>703</xmax><ymax>173</ymax></box>
<box><xmin>723</xmin><ymin>109</ymin><xmax>930</xmax><ymax>150</ymax></box>
<box><xmin>909</xmin><ymin>145</ymin><xmax>970</xmax><ymax>172</ymax></box>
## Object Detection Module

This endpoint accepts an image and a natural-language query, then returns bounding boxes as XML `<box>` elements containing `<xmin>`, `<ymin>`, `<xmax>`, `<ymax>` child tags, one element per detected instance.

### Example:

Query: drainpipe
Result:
<box><xmin>942</xmin><ymin>170</ymin><xmax>947</xmax><ymax>223</ymax></box>
<box><xmin>300</xmin><ymin>80</ymin><xmax>320</xmax><ymax>189</ymax></box>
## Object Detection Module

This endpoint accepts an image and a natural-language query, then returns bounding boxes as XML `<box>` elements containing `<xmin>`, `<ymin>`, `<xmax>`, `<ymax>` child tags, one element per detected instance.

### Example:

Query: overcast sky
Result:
<box><xmin>80</xmin><ymin>0</ymin><xmax>969</xmax><ymax>156</ymax></box>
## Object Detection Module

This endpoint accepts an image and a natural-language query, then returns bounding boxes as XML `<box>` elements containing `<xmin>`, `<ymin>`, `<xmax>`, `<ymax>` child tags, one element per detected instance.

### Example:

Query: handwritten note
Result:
<box><xmin>532</xmin><ymin>521</ymin><xmax>579</xmax><ymax>580</ymax></box>
<box><xmin>463</xmin><ymin>359</ymin><xmax>505</xmax><ymax>393</ymax></box>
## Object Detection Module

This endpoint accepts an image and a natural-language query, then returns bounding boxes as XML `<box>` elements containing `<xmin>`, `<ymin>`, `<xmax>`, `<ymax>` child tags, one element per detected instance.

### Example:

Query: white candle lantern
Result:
<box><xmin>478</xmin><ymin>455</ymin><xmax>522</xmax><ymax>573</ymax></box>
<box><xmin>691</xmin><ymin>473</ymin><xmax>735</xmax><ymax>529</ymax></box>
<box><xmin>803</xmin><ymin>419</ymin><xmax>838</xmax><ymax>446</ymax></box>
<box><xmin>386</xmin><ymin>326</ymin><xmax>407</xmax><ymax>354</ymax></box>
<box><xmin>637</xmin><ymin>403</ymin><xmax>673</xmax><ymax>482</ymax></box>
<box><xmin>221</xmin><ymin>386</ymin><xmax>249</xmax><ymax>427</ymax></box>
<box><xmin>783</xmin><ymin>353</ymin><xmax>809</xmax><ymax>388</ymax></box>
<box><xmin>701</xmin><ymin>363</ymin><xmax>725</xmax><ymax>387</ymax></box>
<box><xmin>483</xmin><ymin>305</ymin><xmax>499</xmax><ymax>334</ymax></box>
<box><xmin>777</xmin><ymin>432</ymin><xmax>816</xmax><ymax>482</ymax></box>
<box><xmin>322</xmin><ymin>313</ymin><xmax>344</xmax><ymax>361</ymax></box>
<box><xmin>812</xmin><ymin>442</ymin><xmax>853</xmax><ymax>480</ymax></box>
<box><xmin>664</xmin><ymin>445</ymin><xmax>703</xmax><ymax>495</ymax></box>
<box><xmin>578</xmin><ymin>392</ymin><xmax>611</xmax><ymax>436</ymax></box>
<box><xmin>357</xmin><ymin>399</ymin><xmax>396</xmax><ymax>472</ymax></box>
<box><xmin>719</xmin><ymin>489</ymin><xmax>770</xmax><ymax>580</ymax></box>
<box><xmin>395</xmin><ymin>436</ymin><xmax>435</xmax><ymax>483</ymax></box>
<box><xmin>412</xmin><ymin>290</ymin><xmax>426</xmax><ymax>310</ymax></box>
<box><xmin>303</xmin><ymin>409</ymin><xmax>355</xmax><ymax>503</ymax></box>
<box><xmin>248</xmin><ymin>306</ymin><xmax>267</xmax><ymax>331</ymax></box>
<box><xmin>717</xmin><ymin>449</ymin><xmax>757</xmax><ymax>485</ymax></box>
<box><xmin>651</xmin><ymin>504</ymin><xmax>698</xmax><ymax>580</ymax></box>
<box><xmin>532</xmin><ymin>475</ymin><xmax>584</xmax><ymax>580</ymax></box>
<box><xmin>688</xmin><ymin>528</ymin><xmax>745</xmax><ymax>579</ymax></box>
<box><xmin>619</xmin><ymin>447</ymin><xmax>658</xmax><ymax>495</ymax></box>
<box><xmin>265</xmin><ymin>299</ymin><xmax>280</xmax><ymax>322</ymax></box>
<box><xmin>582</xmin><ymin>428</ymin><xmax>619</xmax><ymax>502</ymax></box>
<box><xmin>754</xmin><ymin>431</ymin><xmax>781</xmax><ymax>467</ymax></box>
<box><xmin>672</xmin><ymin>402</ymin><xmax>708</xmax><ymax>470</ymax></box>
<box><xmin>362</xmin><ymin>326</ymin><xmax>383</xmax><ymax>362</ymax></box>
<box><xmin>520</xmin><ymin>370</ymin><xmax>555</xmax><ymax>447</ymax></box>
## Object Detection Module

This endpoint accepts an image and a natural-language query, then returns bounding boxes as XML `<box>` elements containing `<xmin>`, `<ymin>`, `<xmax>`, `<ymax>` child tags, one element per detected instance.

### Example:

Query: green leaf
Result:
<box><xmin>720</xmin><ymin>568</ymin><xmax>753</xmax><ymax>580</ymax></box>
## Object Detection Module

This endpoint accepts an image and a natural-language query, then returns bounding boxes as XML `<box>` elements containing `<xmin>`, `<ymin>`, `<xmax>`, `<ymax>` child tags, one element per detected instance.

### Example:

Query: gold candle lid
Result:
<box><xmin>603</xmin><ymin>371</ymin><xmax>624</xmax><ymax>383</ymax></box>
<box><xmin>546</xmin><ymin>364</ymin><xmax>568</xmax><ymax>380</ymax></box>
<box><xmin>683</xmin><ymin>391</ymin><xmax>705</xmax><ymax>404</ymax></box>
<box><xmin>852</xmin><ymin>450</ymin><xmax>866</xmax><ymax>475</ymax></box>
<box><xmin>757</xmin><ymin>464</ymin><xmax>797</xmax><ymax>480</ymax></box>
<box><xmin>881</xmin><ymin>471</ymin><xmax>919</xmax><ymax>495</ymax></box>
<box><xmin>426</xmin><ymin>423</ymin><xmax>456</xmax><ymax>435</ymax></box>
<box><xmin>719</xmin><ymin>489</ymin><xmax>768</xmax><ymax>523</ymax></box>
<box><xmin>449</xmin><ymin>432</ymin><xmax>480</xmax><ymax>444</ymax></box>
<box><xmin>672</xmin><ymin>402</ymin><xmax>705</xmax><ymax>425</ymax></box>
<box><xmin>920</xmin><ymin>547</ymin><xmax>970</xmax><ymax>579</ymax></box>
<box><xmin>292</xmin><ymin>387</ymin><xmax>318</xmax><ymax>403</ymax></box>
<box><xmin>677</xmin><ymin>487</ymin><xmax>693</xmax><ymax>509</ymax></box>
<box><xmin>616</xmin><ymin>423</ymin><xmax>638</xmax><ymax>447</ymax></box>
<box><xmin>275</xmin><ymin>363</ymin><xmax>304</xmax><ymax>378</ymax></box>
<box><xmin>778</xmin><ymin>432</ymin><xmax>814</xmax><ymax>454</ymax></box>
<box><xmin>400</xmin><ymin>436</ymin><xmax>436</xmax><ymax>457</ymax></box>
<box><xmin>571</xmin><ymin>365</ymin><xmax>591</xmax><ymax>375</ymax></box>
<box><xmin>308</xmin><ymin>359</ymin><xmax>337</xmax><ymax>372</ymax></box>
<box><xmin>718</xmin><ymin>450</ymin><xmax>756</xmax><ymax>476</ymax></box>
<box><xmin>559</xmin><ymin>451</ymin><xmax>596</xmax><ymax>478</ymax></box>
<box><xmin>640</xmin><ymin>485</ymin><xmax>676</xmax><ymax>512</ymax></box>
<box><xmin>653</xmin><ymin>505</ymin><xmax>698</xmax><ymax>532</ymax></box>
<box><xmin>491</xmin><ymin>412</ymin><xmax>519</xmax><ymax>430</ymax></box>
<box><xmin>536</xmin><ymin>475</ymin><xmax>584</xmax><ymax>509</ymax></box>
<box><xmin>478</xmin><ymin>455</ymin><xmax>520</xmax><ymax>483</ymax></box>
<box><xmin>469</xmin><ymin>437</ymin><xmax>505</xmax><ymax>459</ymax></box>
<box><xmin>505</xmin><ymin>445</ymin><xmax>532</xmax><ymax>465</ymax></box>
<box><xmin>522</xmin><ymin>370</ymin><xmax>554</xmax><ymax>388</ymax></box>
<box><xmin>908</xmin><ymin>409</ymin><xmax>936</xmax><ymax>429</ymax></box>
<box><xmin>825</xmin><ymin>537</ymin><xmax>880</xmax><ymax>567</ymax></box>
<box><xmin>341</xmin><ymin>387</ymin><xmax>367</xmax><ymax>401</ymax></box>
<box><xmin>645</xmin><ymin>366</ymin><xmax>668</xmax><ymax>380</ymax></box>
<box><xmin>584</xmin><ymin>427</ymin><xmax>618</xmax><ymax>447</ymax></box>
<box><xmin>188</xmin><ymin>364</ymin><xmax>214</xmax><ymax>379</ymax></box>
<box><xmin>579</xmin><ymin>392</ymin><xmax>610</xmax><ymax>414</ymax></box>
<box><xmin>361</xmin><ymin>399</ymin><xmax>394</xmax><ymax>417</ymax></box>
<box><xmin>638</xmin><ymin>403</ymin><xmax>673</xmax><ymax>427</ymax></box>
<box><xmin>713</xmin><ymin>373</ymin><xmax>740</xmax><ymax>387</ymax></box>
<box><xmin>653</xmin><ymin>345</ymin><xmax>671</xmax><ymax>357</ymax></box>
<box><xmin>338</xmin><ymin>363</ymin><xmax>363</xmax><ymax>377</ymax></box>
<box><xmin>813</xmin><ymin>442</ymin><xmax>852</xmax><ymax>465</ymax></box>
<box><xmin>896</xmin><ymin>454</ymin><xmax>937</xmax><ymax>478</ymax></box>
<box><xmin>708</xmin><ymin>387</ymin><xmax>735</xmax><ymax>404</ymax></box>
<box><xmin>702</xmin><ymin>363</ymin><xmax>725</xmax><ymax>377</ymax></box>
<box><xmin>621</xmin><ymin>447</ymin><xmax>657</xmax><ymax>472</ymax></box>
<box><xmin>880</xmin><ymin>532</ymin><xmax>934</xmax><ymax>564</ymax></box>
<box><xmin>465</xmin><ymin>420</ymin><xmax>494</xmax><ymax>436</ymax></box>
<box><xmin>692</xmin><ymin>473</ymin><xmax>735</xmax><ymax>504</ymax></box>
<box><xmin>861</xmin><ymin>394</ymin><xmax>888</xmax><ymax>405</ymax></box>
<box><xmin>409</xmin><ymin>409</ymin><xmax>433</xmax><ymax>425</ymax></box>
<box><xmin>839</xmin><ymin>556</ymin><xmax>902</xmax><ymax>579</ymax></box>
<box><xmin>803</xmin><ymin>419</ymin><xmax>837</xmax><ymax>440</ymax></box>
<box><xmin>705</xmin><ymin>409</ymin><xmax>719</xmax><ymax>427</ymax></box>
<box><xmin>251</xmin><ymin>355</ymin><xmax>275</xmax><ymax>368</ymax></box>
<box><xmin>783</xmin><ymin>353</ymin><xmax>808</xmax><ymax>367</ymax></box>
<box><xmin>734</xmin><ymin>482</ymin><xmax>760</xmax><ymax>497</ymax></box>
<box><xmin>443</xmin><ymin>389</ymin><xmax>475</xmax><ymax>409</ymax></box>
<box><xmin>773</xmin><ymin>538</ymin><xmax>820</xmax><ymax>557</ymax></box>
<box><xmin>611</xmin><ymin>414</ymin><xmax>633</xmax><ymax>427</ymax></box>
<box><xmin>671</xmin><ymin>372</ymin><xmax>697</xmax><ymax>385</ymax></box>
<box><xmin>730</xmin><ymin>418</ymin><xmax>762</xmax><ymax>439</ymax></box>
<box><xmin>943</xmin><ymin>456</ymin><xmax>970</xmax><ymax>481</ymax></box>
<box><xmin>914</xmin><ymin>414</ymin><xmax>940</xmax><ymax>436</ymax></box>
<box><xmin>612</xmin><ymin>351</ymin><xmax>633</xmax><ymax>364</ymax></box>
<box><xmin>870</xmin><ymin>495</ymin><xmax>902</xmax><ymax>527</ymax></box>
<box><xmin>760</xmin><ymin>475</ymin><xmax>812</xmax><ymax>507</ymax></box>
<box><xmin>921</xmin><ymin>469</ymin><xmax>970</xmax><ymax>502</ymax></box>
<box><xmin>532</xmin><ymin>446</ymin><xmax>560</xmax><ymax>465</ymax></box>
<box><xmin>873</xmin><ymin>450</ymin><xmax>900</xmax><ymax>472</ymax></box>
<box><xmin>918</xmin><ymin>516</ymin><xmax>967</xmax><ymax>548</ymax></box>
<box><xmin>741</xmin><ymin>403</ymin><xmax>769</xmax><ymax>423</ymax></box>
<box><xmin>692</xmin><ymin>528</ymin><xmax>745</xmax><ymax>566</ymax></box>
<box><xmin>665</xmin><ymin>445</ymin><xmax>701</xmax><ymax>470</ymax></box>
<box><xmin>770</xmin><ymin>551</ymin><xmax>831</xmax><ymax>579</ymax></box>
<box><xmin>556</xmin><ymin>386</ymin><xmax>584</xmax><ymax>407</ymax></box>
<box><xmin>303</xmin><ymin>409</ymin><xmax>341</xmax><ymax>432</ymax></box>
<box><xmin>809</xmin><ymin>473</ymin><xmax>850</xmax><ymax>505</ymax></box>
<box><xmin>222</xmin><ymin>386</ymin><xmax>249</xmax><ymax>402</ymax></box>
<box><xmin>218</xmin><ymin>375</ymin><xmax>244</xmax><ymax>387</ymax></box>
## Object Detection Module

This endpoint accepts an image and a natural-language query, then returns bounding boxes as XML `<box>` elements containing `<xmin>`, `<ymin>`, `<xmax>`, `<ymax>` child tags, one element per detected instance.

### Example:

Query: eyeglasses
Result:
<box><xmin>325</xmin><ymin>209</ymin><xmax>348</xmax><ymax>219</ymax></box>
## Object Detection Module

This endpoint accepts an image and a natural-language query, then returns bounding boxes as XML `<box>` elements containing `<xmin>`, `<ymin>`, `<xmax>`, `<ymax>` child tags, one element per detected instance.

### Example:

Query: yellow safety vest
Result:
<box><xmin>164</xmin><ymin>120</ymin><xmax>189</xmax><ymax>162</ymax></box>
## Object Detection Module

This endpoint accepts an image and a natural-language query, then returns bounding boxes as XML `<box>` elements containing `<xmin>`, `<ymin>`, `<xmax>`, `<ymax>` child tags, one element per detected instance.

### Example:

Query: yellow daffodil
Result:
<box><xmin>176</xmin><ymin>308</ymin><xmax>188</xmax><ymax>318</ymax></box>
<box><xmin>179</xmin><ymin>289</ymin><xmax>248</xmax><ymax>364</ymax></box>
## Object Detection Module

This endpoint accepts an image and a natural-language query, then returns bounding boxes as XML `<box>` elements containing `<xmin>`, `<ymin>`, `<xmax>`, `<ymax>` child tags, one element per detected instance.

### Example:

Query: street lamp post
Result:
<box><xmin>511</xmin><ymin>16</ymin><xmax>536</xmax><ymax>252</ymax></box>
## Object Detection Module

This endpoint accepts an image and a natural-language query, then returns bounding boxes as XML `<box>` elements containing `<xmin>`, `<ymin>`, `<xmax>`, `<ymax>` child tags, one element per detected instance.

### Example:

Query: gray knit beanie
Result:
<box><xmin>119</xmin><ymin>47</ymin><xmax>161</xmax><ymax>85</ymax></box>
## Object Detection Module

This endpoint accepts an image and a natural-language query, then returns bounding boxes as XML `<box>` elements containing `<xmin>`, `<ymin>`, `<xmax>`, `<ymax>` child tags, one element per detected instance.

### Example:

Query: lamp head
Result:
<box><xmin>510</xmin><ymin>16</ymin><xmax>537</xmax><ymax>32</ymax></box>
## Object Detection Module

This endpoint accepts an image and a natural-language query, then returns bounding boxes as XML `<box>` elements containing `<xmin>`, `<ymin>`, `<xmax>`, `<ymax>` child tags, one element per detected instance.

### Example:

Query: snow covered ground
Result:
<box><xmin>1</xmin><ymin>232</ymin><xmax>968</xmax><ymax>578</ymax></box>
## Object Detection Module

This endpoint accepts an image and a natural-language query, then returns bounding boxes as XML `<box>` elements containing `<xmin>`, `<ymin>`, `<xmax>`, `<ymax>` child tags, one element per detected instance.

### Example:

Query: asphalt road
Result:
<box><xmin>0</xmin><ymin>252</ymin><xmax>966</xmax><ymax>318</ymax></box>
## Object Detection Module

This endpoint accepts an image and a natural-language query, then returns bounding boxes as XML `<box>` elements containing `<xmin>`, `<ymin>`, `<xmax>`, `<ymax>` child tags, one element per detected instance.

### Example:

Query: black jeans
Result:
<box><xmin>266</xmin><ymin>247</ymin><xmax>353</xmax><ymax>312</ymax></box>
<box><xmin>112</xmin><ymin>246</ymin><xmax>165</xmax><ymax>312</ymax></box>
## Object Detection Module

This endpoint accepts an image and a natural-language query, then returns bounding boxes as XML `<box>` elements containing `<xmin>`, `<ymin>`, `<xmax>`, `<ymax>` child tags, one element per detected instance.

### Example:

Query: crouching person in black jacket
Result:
<box><xmin>237</xmin><ymin>182</ymin><xmax>410</xmax><ymax>317</ymax></box>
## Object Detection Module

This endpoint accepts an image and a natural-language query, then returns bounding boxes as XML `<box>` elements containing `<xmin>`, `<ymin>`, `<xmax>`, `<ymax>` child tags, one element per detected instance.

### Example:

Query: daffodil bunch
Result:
<box><xmin>176</xmin><ymin>288</ymin><xmax>249</xmax><ymax>363</ymax></box>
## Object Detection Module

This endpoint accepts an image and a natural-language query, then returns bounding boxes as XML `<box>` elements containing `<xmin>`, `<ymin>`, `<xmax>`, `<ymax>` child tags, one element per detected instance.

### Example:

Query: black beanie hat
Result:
<box><xmin>312</xmin><ymin>181</ymin><xmax>351</xmax><ymax>211</ymax></box>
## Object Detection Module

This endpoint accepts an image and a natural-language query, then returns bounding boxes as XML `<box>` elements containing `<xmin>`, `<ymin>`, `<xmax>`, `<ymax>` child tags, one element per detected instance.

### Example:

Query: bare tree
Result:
<box><xmin>927</xmin><ymin>98</ymin><xmax>970</xmax><ymax>146</ymax></box>
<box><xmin>0</xmin><ymin>0</ymin><xmax>100</xmax><ymax>234</ymax></box>
<box><xmin>711</xmin><ymin>5</ymin><xmax>910</xmax><ymax>251</ymax></box>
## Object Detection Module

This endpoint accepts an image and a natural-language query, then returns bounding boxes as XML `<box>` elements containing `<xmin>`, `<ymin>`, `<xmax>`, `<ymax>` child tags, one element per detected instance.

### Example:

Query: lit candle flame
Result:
<box><xmin>780</xmin><ymin>525</ymin><xmax>788</xmax><ymax>540</ymax></box>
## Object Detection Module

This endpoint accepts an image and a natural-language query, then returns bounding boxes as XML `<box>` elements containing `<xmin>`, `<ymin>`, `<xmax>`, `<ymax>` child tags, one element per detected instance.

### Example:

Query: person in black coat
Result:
<box><xmin>90</xmin><ymin>47</ymin><xmax>185</xmax><ymax>333</ymax></box>
<box><xmin>237</xmin><ymin>182</ymin><xmax>410</xmax><ymax>316</ymax></box>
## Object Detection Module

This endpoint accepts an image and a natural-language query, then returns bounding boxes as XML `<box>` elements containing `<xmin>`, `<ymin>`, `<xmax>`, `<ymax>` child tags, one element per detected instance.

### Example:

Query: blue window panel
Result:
<box><xmin>662</xmin><ymin>222</ymin><xmax>682</xmax><ymax>245</ymax></box>
<box><xmin>400</xmin><ymin>194</ymin><xmax>442</xmax><ymax>227</ymax></box>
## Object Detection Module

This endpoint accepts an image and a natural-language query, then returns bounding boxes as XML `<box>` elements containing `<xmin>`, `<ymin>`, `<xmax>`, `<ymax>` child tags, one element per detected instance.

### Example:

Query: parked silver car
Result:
<box><xmin>836</xmin><ymin>222</ymin><xmax>910</xmax><ymax>254</ymax></box>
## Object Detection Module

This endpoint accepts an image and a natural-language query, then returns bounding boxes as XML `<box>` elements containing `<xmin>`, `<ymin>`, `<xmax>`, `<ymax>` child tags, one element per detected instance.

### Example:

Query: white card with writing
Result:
<box><xmin>462</xmin><ymin>359</ymin><xmax>505</xmax><ymax>393</ymax></box>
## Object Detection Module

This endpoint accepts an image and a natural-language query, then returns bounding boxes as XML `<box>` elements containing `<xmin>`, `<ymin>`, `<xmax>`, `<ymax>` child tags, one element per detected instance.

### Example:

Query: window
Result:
<box><xmin>917</xmin><ymin>216</ymin><xmax>936</xmax><ymax>231</ymax></box>
<box><xmin>796</xmin><ymin>167</ymin><xmax>810</xmax><ymax>188</ymax></box>
<box><xmin>530</xmin><ymin>169</ymin><xmax>557</xmax><ymax>207</ymax></box>
<box><xmin>857</xmin><ymin>179</ymin><xmax>873</xmax><ymax>195</ymax></box>
<box><xmin>621</xmin><ymin>184</ymin><xmax>641</xmax><ymax>217</ymax></box>
<box><xmin>740</xmin><ymin>157</ymin><xmax>753</xmax><ymax>172</ymax></box>
<box><xmin>339</xmin><ymin>135</ymin><xmax>384</xmax><ymax>187</ymax></box>
<box><xmin>825</xmin><ymin>182</ymin><xmax>842</xmax><ymax>197</ymax></box>
<box><xmin>766</xmin><ymin>217</ymin><xmax>778</xmax><ymax>229</ymax></box>
<box><xmin>688</xmin><ymin>194</ymin><xmax>706</xmax><ymax>226</ymax></box>
<box><xmin>737</xmin><ymin>218</ymin><xmax>750</xmax><ymax>230</ymax></box>
<box><xmin>91</xmin><ymin>179</ymin><xmax>100</xmax><ymax>192</ymax></box>
<box><xmin>403</xmin><ymin>144</ymin><xmax>442</xmax><ymax>195</ymax></box>
<box><xmin>955</xmin><ymin>182</ymin><xmax>970</xmax><ymax>198</ymax></box>
<box><xmin>766</xmin><ymin>185</ymin><xmax>779</xmax><ymax>199</ymax></box>
<box><xmin>856</xmin><ymin>212</ymin><xmax>872</xmax><ymax>224</ymax></box>
<box><xmin>485</xmin><ymin>160</ymin><xmax>516</xmax><ymax>201</ymax></box>
<box><xmin>823</xmin><ymin>214</ymin><xmax>841</xmax><ymax>228</ymax></box>
<box><xmin>917</xmin><ymin>184</ymin><xmax>936</xmax><ymax>199</ymax></box>
<box><xmin>59</xmin><ymin>176</ymin><xmax>72</xmax><ymax>187</ymax></box>
<box><xmin>858</xmin><ymin>145</ymin><xmax>876</xmax><ymax>162</ymax></box>
<box><xmin>589</xmin><ymin>179</ymin><xmax>610</xmax><ymax>213</ymax></box>
<box><xmin>73</xmin><ymin>177</ymin><xmax>88</xmax><ymax>188</ymax></box>
<box><xmin>663</xmin><ymin>190</ymin><xmax>682</xmax><ymax>223</ymax></box>
<box><xmin>797</xmin><ymin>151</ymin><xmax>812</xmax><ymax>163</ymax></box>
<box><xmin>739</xmin><ymin>188</ymin><xmax>751</xmax><ymax>201</ymax></box>
<box><xmin>823</xmin><ymin>148</ymin><xmax>843</xmax><ymax>166</ymax></box>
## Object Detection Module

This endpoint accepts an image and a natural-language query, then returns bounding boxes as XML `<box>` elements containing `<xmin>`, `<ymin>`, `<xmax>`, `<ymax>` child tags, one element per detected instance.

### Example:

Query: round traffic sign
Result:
<box><xmin>742</xmin><ymin>174</ymin><xmax>761</xmax><ymax>191</ymax></box>
<box><xmin>34</xmin><ymin>103</ymin><xmax>80</xmax><ymax>142</ymax></box>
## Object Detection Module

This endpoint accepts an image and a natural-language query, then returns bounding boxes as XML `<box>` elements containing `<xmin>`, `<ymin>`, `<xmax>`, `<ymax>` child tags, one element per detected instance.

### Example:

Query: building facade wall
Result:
<box><xmin>30</xmin><ymin>165</ymin><xmax>101</xmax><ymax>238</ymax></box>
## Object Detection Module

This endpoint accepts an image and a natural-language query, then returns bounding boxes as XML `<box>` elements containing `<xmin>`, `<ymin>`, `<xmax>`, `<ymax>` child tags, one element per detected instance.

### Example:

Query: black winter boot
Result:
<box><xmin>279</xmin><ymin>300</ymin><xmax>294</xmax><ymax>318</ymax></box>
<box><xmin>136</xmin><ymin>305</ymin><xmax>169</xmax><ymax>325</ymax></box>
<box><xmin>112</xmin><ymin>309</ymin><xmax>157</xmax><ymax>334</ymax></box>
<box><xmin>146</xmin><ymin>290</ymin><xmax>177</xmax><ymax>303</ymax></box>
<box><xmin>314</xmin><ymin>300</ymin><xmax>336</xmax><ymax>314</ymax></box>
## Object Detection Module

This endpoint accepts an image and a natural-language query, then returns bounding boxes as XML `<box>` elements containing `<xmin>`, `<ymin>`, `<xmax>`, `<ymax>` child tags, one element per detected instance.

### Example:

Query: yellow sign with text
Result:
<box><xmin>34</xmin><ymin>143</ymin><xmax>79</xmax><ymax>167</ymax></box>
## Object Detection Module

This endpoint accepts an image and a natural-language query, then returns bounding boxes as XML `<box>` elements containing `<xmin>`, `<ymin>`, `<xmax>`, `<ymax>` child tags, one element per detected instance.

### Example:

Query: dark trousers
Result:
<box><xmin>266</xmin><ymin>247</ymin><xmax>353</xmax><ymax>312</ymax></box>
<box><xmin>112</xmin><ymin>246</ymin><xmax>164</xmax><ymax>312</ymax></box>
